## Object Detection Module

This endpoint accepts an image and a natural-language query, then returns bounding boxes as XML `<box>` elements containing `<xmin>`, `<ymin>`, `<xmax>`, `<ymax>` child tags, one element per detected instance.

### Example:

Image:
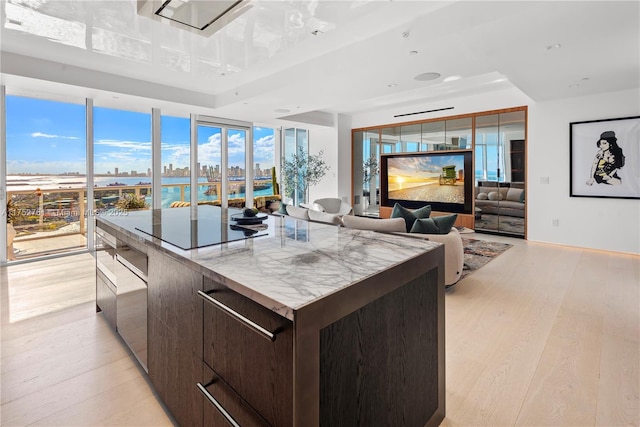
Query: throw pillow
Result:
<box><xmin>477</xmin><ymin>192</ymin><xmax>488</xmax><ymax>200</ymax></box>
<box><xmin>487</xmin><ymin>191</ymin><xmax>502</xmax><ymax>201</ymax></box>
<box><xmin>519</xmin><ymin>190</ymin><xmax>525</xmax><ymax>203</ymax></box>
<box><xmin>410</xmin><ymin>214</ymin><xmax>458</xmax><ymax>235</ymax></box>
<box><xmin>391</xmin><ymin>203</ymin><xmax>432</xmax><ymax>232</ymax></box>
<box><xmin>506</xmin><ymin>188</ymin><xmax>522</xmax><ymax>202</ymax></box>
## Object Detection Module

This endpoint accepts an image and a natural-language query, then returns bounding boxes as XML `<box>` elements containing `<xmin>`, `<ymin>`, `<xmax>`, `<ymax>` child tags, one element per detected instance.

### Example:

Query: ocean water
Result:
<box><xmin>7</xmin><ymin>175</ymin><xmax>275</xmax><ymax>208</ymax></box>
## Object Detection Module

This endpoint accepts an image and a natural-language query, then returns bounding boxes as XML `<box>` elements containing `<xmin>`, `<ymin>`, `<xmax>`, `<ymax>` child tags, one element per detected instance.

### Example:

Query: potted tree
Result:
<box><xmin>281</xmin><ymin>148</ymin><xmax>329</xmax><ymax>206</ymax></box>
<box><xmin>282</xmin><ymin>148</ymin><xmax>329</xmax><ymax>204</ymax></box>
<box><xmin>362</xmin><ymin>155</ymin><xmax>379</xmax><ymax>211</ymax></box>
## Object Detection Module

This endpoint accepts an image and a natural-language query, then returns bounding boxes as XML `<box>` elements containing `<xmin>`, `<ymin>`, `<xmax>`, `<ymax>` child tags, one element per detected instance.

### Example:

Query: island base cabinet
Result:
<box><xmin>147</xmin><ymin>250</ymin><xmax>204</xmax><ymax>427</ymax></box>
<box><xmin>200</xmin><ymin>364</ymin><xmax>271</xmax><ymax>427</ymax></box>
<box><xmin>202</xmin><ymin>277</ymin><xmax>294</xmax><ymax>427</ymax></box>
<box><xmin>318</xmin><ymin>268</ymin><xmax>443</xmax><ymax>427</ymax></box>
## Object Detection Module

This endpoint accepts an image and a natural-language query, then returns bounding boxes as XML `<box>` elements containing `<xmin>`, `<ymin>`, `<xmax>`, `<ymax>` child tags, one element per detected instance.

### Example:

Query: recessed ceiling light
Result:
<box><xmin>388</xmin><ymin>83</ymin><xmax>397</xmax><ymax>88</ymax></box>
<box><xmin>414</xmin><ymin>72</ymin><xmax>441</xmax><ymax>81</ymax></box>
<box><xmin>443</xmin><ymin>75</ymin><xmax>461</xmax><ymax>83</ymax></box>
<box><xmin>274</xmin><ymin>108</ymin><xmax>290</xmax><ymax>113</ymax></box>
<box><xmin>546</xmin><ymin>43</ymin><xmax>561</xmax><ymax>50</ymax></box>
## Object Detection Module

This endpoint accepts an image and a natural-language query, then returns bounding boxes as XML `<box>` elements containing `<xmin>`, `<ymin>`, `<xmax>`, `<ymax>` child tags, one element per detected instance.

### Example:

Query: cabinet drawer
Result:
<box><xmin>199</xmin><ymin>363</ymin><xmax>270</xmax><ymax>427</ymax></box>
<box><xmin>202</xmin><ymin>278</ymin><xmax>293</xmax><ymax>427</ymax></box>
<box><xmin>96</xmin><ymin>269</ymin><xmax>116</xmax><ymax>329</ymax></box>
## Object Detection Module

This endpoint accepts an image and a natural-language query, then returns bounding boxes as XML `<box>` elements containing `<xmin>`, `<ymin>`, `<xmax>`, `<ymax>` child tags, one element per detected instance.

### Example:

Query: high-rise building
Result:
<box><xmin>114</xmin><ymin>167</ymin><xmax>119</xmax><ymax>176</ymax></box>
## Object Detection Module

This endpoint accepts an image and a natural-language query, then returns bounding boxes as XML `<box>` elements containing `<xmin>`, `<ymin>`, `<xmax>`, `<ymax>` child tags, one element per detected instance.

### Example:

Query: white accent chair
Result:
<box><xmin>311</xmin><ymin>198</ymin><xmax>352</xmax><ymax>216</ymax></box>
<box><xmin>307</xmin><ymin>198</ymin><xmax>353</xmax><ymax>225</ymax></box>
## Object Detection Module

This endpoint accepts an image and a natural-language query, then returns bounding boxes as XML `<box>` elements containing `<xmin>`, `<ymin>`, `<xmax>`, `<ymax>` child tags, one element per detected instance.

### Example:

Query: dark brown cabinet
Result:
<box><xmin>202</xmin><ymin>278</ymin><xmax>294</xmax><ymax>427</ymax></box>
<box><xmin>200</xmin><ymin>364</ymin><xmax>271</xmax><ymax>427</ymax></box>
<box><xmin>147</xmin><ymin>250</ymin><xmax>204</xmax><ymax>427</ymax></box>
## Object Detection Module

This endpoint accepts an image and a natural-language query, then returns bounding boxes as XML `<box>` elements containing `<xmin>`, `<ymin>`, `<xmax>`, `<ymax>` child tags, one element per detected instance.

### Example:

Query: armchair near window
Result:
<box><xmin>311</xmin><ymin>198</ymin><xmax>352</xmax><ymax>216</ymax></box>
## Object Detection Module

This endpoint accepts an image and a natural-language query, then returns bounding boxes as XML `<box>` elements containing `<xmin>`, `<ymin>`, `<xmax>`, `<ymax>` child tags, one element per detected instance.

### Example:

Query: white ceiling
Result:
<box><xmin>1</xmin><ymin>0</ymin><xmax>639</xmax><ymax>125</ymax></box>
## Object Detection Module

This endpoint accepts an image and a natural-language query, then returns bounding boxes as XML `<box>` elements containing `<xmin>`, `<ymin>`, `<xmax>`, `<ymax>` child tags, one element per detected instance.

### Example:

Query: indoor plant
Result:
<box><xmin>362</xmin><ymin>155</ymin><xmax>379</xmax><ymax>210</ymax></box>
<box><xmin>281</xmin><ymin>148</ymin><xmax>329</xmax><ymax>205</ymax></box>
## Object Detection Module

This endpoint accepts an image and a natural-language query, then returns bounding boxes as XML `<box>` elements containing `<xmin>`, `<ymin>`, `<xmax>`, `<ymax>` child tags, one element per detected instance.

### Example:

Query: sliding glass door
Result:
<box><xmin>193</xmin><ymin>116</ymin><xmax>251</xmax><ymax>209</ymax></box>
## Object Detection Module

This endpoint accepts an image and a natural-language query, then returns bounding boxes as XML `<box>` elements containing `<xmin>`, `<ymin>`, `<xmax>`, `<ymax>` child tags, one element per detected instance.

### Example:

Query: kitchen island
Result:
<box><xmin>96</xmin><ymin>205</ymin><xmax>445</xmax><ymax>427</ymax></box>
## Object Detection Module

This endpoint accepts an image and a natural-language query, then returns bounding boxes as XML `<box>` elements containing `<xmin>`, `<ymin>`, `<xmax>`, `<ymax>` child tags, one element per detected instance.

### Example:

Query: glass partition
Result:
<box><xmin>352</xmin><ymin>107</ymin><xmax>526</xmax><ymax>237</ymax></box>
<box><xmin>421</xmin><ymin>121</ymin><xmax>445</xmax><ymax>151</ymax></box>
<box><xmin>474</xmin><ymin>110</ymin><xmax>526</xmax><ymax>236</ymax></box>
<box><xmin>446</xmin><ymin>117</ymin><xmax>472</xmax><ymax>150</ymax></box>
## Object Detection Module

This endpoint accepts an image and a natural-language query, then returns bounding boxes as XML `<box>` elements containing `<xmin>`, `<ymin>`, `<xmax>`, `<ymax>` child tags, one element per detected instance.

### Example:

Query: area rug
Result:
<box><xmin>459</xmin><ymin>237</ymin><xmax>513</xmax><ymax>281</ymax></box>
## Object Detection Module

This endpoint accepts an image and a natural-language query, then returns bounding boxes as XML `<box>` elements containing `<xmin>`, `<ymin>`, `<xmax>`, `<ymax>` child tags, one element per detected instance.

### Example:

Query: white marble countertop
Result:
<box><xmin>96</xmin><ymin>205</ymin><xmax>441</xmax><ymax>320</ymax></box>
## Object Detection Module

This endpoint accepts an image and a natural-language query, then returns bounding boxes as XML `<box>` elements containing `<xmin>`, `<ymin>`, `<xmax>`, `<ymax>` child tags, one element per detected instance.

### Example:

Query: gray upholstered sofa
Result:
<box><xmin>341</xmin><ymin>215</ymin><xmax>464</xmax><ymax>287</ymax></box>
<box><xmin>475</xmin><ymin>186</ymin><xmax>525</xmax><ymax>218</ymax></box>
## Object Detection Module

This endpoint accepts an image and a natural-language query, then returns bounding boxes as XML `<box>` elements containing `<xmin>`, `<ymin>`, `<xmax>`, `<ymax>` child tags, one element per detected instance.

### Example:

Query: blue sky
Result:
<box><xmin>5</xmin><ymin>95</ymin><xmax>275</xmax><ymax>175</ymax></box>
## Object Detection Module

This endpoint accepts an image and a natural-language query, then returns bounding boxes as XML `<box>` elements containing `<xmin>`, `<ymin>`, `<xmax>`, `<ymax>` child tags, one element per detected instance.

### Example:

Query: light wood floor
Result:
<box><xmin>1</xmin><ymin>235</ymin><xmax>638</xmax><ymax>426</ymax></box>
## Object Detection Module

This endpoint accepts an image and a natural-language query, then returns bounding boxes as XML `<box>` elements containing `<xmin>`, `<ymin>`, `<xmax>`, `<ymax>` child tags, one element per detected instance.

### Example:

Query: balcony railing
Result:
<box><xmin>7</xmin><ymin>182</ymin><xmax>280</xmax><ymax>260</ymax></box>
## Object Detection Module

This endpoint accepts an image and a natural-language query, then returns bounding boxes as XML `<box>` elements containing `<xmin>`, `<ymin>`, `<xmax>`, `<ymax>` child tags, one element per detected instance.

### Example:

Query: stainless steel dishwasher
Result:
<box><xmin>115</xmin><ymin>243</ymin><xmax>148</xmax><ymax>372</ymax></box>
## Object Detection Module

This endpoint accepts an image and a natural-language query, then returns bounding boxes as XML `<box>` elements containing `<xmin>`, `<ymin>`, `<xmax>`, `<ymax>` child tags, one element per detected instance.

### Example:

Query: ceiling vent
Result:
<box><xmin>137</xmin><ymin>0</ymin><xmax>252</xmax><ymax>36</ymax></box>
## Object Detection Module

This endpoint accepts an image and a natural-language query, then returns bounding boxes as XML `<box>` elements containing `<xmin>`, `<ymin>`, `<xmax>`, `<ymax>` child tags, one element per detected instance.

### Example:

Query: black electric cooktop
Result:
<box><xmin>134</xmin><ymin>206</ymin><xmax>269</xmax><ymax>250</ymax></box>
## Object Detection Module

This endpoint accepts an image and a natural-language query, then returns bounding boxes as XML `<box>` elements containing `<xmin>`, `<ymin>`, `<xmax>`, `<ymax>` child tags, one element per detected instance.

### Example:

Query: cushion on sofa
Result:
<box><xmin>391</xmin><ymin>203</ymin><xmax>432</xmax><ymax>232</ymax></box>
<box><xmin>506</xmin><ymin>188</ymin><xmax>523</xmax><ymax>202</ymax></box>
<box><xmin>487</xmin><ymin>191</ymin><xmax>503</xmax><ymax>201</ymax></box>
<box><xmin>476</xmin><ymin>192</ymin><xmax>488</xmax><ymax>200</ymax></box>
<box><xmin>308</xmin><ymin>209</ymin><xmax>342</xmax><ymax>225</ymax></box>
<box><xmin>342</xmin><ymin>215</ymin><xmax>406</xmax><ymax>232</ymax></box>
<box><xmin>410</xmin><ymin>214</ymin><xmax>458</xmax><ymax>235</ymax></box>
<box><xmin>285</xmin><ymin>204</ymin><xmax>310</xmax><ymax>220</ymax></box>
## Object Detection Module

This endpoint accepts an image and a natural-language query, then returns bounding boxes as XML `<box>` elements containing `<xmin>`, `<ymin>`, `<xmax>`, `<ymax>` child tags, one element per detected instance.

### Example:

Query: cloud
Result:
<box><xmin>31</xmin><ymin>132</ymin><xmax>80</xmax><ymax>140</ymax></box>
<box><xmin>95</xmin><ymin>139</ymin><xmax>152</xmax><ymax>151</ymax></box>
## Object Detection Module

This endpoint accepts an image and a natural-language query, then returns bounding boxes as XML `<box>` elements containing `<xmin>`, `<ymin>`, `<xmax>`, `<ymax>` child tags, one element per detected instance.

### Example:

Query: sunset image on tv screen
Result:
<box><xmin>387</xmin><ymin>155</ymin><xmax>465</xmax><ymax>204</ymax></box>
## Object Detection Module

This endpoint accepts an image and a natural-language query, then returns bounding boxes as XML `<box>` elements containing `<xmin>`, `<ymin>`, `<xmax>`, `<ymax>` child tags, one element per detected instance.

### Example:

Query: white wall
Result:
<box><xmin>528</xmin><ymin>89</ymin><xmax>640</xmax><ymax>254</ymax></box>
<box><xmin>307</xmin><ymin>124</ymin><xmax>339</xmax><ymax>202</ymax></box>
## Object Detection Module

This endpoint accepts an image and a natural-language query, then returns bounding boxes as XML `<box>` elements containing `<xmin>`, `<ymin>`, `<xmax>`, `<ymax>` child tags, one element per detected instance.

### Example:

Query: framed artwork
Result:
<box><xmin>570</xmin><ymin>115</ymin><xmax>640</xmax><ymax>199</ymax></box>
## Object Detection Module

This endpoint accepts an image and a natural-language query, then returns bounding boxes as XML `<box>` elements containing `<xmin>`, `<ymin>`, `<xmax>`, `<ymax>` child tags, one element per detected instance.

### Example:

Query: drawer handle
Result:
<box><xmin>197</xmin><ymin>290</ymin><xmax>276</xmax><ymax>342</ymax></box>
<box><xmin>196</xmin><ymin>382</ymin><xmax>241</xmax><ymax>427</ymax></box>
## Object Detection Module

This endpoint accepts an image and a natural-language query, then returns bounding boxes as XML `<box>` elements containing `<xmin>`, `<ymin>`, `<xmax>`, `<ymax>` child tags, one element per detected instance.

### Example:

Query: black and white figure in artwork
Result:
<box><xmin>586</xmin><ymin>131</ymin><xmax>626</xmax><ymax>186</ymax></box>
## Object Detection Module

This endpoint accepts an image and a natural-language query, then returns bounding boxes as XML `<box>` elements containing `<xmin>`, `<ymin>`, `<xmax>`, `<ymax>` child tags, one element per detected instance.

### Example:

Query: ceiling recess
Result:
<box><xmin>394</xmin><ymin>106</ymin><xmax>454</xmax><ymax>118</ymax></box>
<box><xmin>137</xmin><ymin>0</ymin><xmax>252</xmax><ymax>36</ymax></box>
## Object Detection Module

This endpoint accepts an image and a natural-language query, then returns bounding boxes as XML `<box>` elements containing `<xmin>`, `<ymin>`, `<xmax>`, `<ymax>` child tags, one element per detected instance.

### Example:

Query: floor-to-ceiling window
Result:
<box><xmin>5</xmin><ymin>94</ymin><xmax>86</xmax><ymax>260</ymax></box>
<box><xmin>2</xmin><ymin>90</ymin><xmax>276</xmax><ymax>263</ymax></box>
<box><xmin>252</xmin><ymin>126</ymin><xmax>277</xmax><ymax>198</ymax></box>
<box><xmin>93</xmin><ymin>106</ymin><xmax>152</xmax><ymax>212</ymax></box>
<box><xmin>196</xmin><ymin>124</ymin><xmax>222</xmax><ymax>205</ymax></box>
<box><xmin>161</xmin><ymin>114</ymin><xmax>191</xmax><ymax>207</ymax></box>
<box><xmin>227</xmin><ymin>128</ymin><xmax>246</xmax><ymax>204</ymax></box>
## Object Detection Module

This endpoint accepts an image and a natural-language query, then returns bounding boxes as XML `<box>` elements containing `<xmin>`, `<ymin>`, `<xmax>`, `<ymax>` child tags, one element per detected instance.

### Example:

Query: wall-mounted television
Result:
<box><xmin>380</xmin><ymin>151</ymin><xmax>473</xmax><ymax>214</ymax></box>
